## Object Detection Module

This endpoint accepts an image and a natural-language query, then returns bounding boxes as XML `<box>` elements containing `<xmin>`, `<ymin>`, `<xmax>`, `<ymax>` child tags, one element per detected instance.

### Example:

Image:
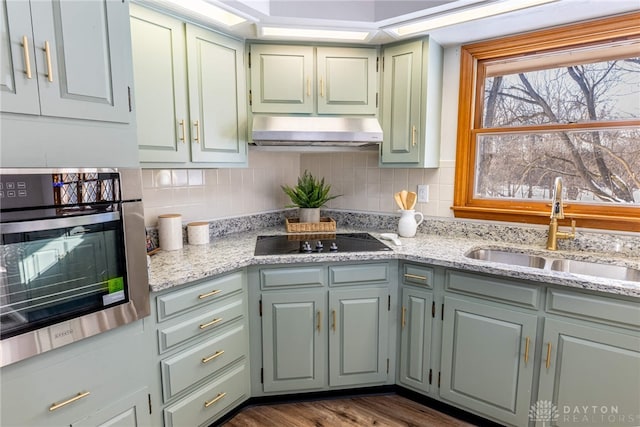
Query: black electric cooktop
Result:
<box><xmin>254</xmin><ymin>233</ymin><xmax>392</xmax><ymax>255</ymax></box>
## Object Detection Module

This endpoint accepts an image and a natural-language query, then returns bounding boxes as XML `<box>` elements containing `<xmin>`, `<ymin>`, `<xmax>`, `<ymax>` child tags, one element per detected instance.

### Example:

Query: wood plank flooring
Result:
<box><xmin>222</xmin><ymin>394</ymin><xmax>478</xmax><ymax>427</ymax></box>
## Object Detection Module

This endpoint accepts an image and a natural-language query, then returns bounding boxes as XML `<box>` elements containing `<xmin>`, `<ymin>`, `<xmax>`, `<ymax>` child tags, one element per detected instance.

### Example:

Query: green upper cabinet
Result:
<box><xmin>537</xmin><ymin>319</ymin><xmax>640</xmax><ymax>427</ymax></box>
<box><xmin>130</xmin><ymin>5</ymin><xmax>247</xmax><ymax>167</ymax></box>
<box><xmin>440</xmin><ymin>296</ymin><xmax>537</xmax><ymax>427</ymax></box>
<box><xmin>249</xmin><ymin>44</ymin><xmax>378</xmax><ymax>115</ymax></box>
<box><xmin>250</xmin><ymin>44</ymin><xmax>314</xmax><ymax>114</ymax></box>
<box><xmin>316</xmin><ymin>47</ymin><xmax>377</xmax><ymax>115</ymax></box>
<box><xmin>380</xmin><ymin>37</ymin><xmax>442</xmax><ymax>167</ymax></box>
<box><xmin>1</xmin><ymin>0</ymin><xmax>131</xmax><ymax>123</ymax></box>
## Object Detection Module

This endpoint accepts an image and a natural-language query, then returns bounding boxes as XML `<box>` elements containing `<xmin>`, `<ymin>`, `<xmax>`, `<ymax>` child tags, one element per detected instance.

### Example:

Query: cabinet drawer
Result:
<box><xmin>163</xmin><ymin>361</ymin><xmax>248</xmax><ymax>427</ymax></box>
<box><xmin>260</xmin><ymin>266</ymin><xmax>325</xmax><ymax>289</ymax></box>
<box><xmin>161</xmin><ymin>324</ymin><xmax>247</xmax><ymax>401</ymax></box>
<box><xmin>546</xmin><ymin>289</ymin><xmax>640</xmax><ymax>329</ymax></box>
<box><xmin>446</xmin><ymin>270</ymin><xmax>540</xmax><ymax>309</ymax></box>
<box><xmin>157</xmin><ymin>271</ymin><xmax>243</xmax><ymax>322</ymax></box>
<box><xmin>329</xmin><ymin>263</ymin><xmax>388</xmax><ymax>286</ymax></box>
<box><xmin>158</xmin><ymin>296</ymin><xmax>244</xmax><ymax>353</ymax></box>
<box><xmin>402</xmin><ymin>264</ymin><xmax>434</xmax><ymax>288</ymax></box>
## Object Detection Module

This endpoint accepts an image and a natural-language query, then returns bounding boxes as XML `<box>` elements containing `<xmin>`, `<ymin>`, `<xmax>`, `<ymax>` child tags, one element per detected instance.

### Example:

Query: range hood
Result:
<box><xmin>251</xmin><ymin>116</ymin><xmax>383</xmax><ymax>147</ymax></box>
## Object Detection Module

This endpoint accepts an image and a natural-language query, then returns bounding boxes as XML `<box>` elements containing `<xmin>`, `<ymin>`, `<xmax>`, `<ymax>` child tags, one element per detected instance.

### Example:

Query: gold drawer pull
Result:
<box><xmin>545</xmin><ymin>342</ymin><xmax>552</xmax><ymax>369</ymax></box>
<box><xmin>317</xmin><ymin>310</ymin><xmax>321</xmax><ymax>332</ymax></box>
<box><xmin>202</xmin><ymin>350</ymin><xmax>225</xmax><ymax>364</ymax></box>
<box><xmin>49</xmin><ymin>391</ymin><xmax>90</xmax><ymax>412</ymax></box>
<box><xmin>524</xmin><ymin>336</ymin><xmax>530</xmax><ymax>365</ymax></box>
<box><xmin>401</xmin><ymin>306</ymin><xmax>406</xmax><ymax>329</ymax></box>
<box><xmin>411</xmin><ymin>125</ymin><xmax>416</xmax><ymax>147</ymax></box>
<box><xmin>198</xmin><ymin>289</ymin><xmax>221</xmax><ymax>300</ymax></box>
<box><xmin>193</xmin><ymin>120</ymin><xmax>200</xmax><ymax>143</ymax></box>
<box><xmin>307</xmin><ymin>77</ymin><xmax>311</xmax><ymax>97</ymax></box>
<box><xmin>44</xmin><ymin>40</ymin><xmax>53</xmax><ymax>82</ymax></box>
<box><xmin>178</xmin><ymin>119</ymin><xmax>186</xmax><ymax>143</ymax></box>
<box><xmin>22</xmin><ymin>36</ymin><xmax>32</xmax><ymax>79</ymax></box>
<box><xmin>404</xmin><ymin>273</ymin><xmax>427</xmax><ymax>283</ymax></box>
<box><xmin>199</xmin><ymin>317</ymin><xmax>222</xmax><ymax>330</ymax></box>
<box><xmin>204</xmin><ymin>392</ymin><xmax>226</xmax><ymax>408</ymax></box>
<box><xmin>320</xmin><ymin>77</ymin><xmax>324</xmax><ymax>97</ymax></box>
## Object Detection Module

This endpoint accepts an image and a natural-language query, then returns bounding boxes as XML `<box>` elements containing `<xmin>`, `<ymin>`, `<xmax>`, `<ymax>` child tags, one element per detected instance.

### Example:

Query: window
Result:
<box><xmin>453</xmin><ymin>12</ymin><xmax>640</xmax><ymax>232</ymax></box>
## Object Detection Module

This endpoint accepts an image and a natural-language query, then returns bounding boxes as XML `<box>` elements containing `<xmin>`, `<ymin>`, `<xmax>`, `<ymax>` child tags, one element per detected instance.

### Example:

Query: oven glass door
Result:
<box><xmin>0</xmin><ymin>212</ymin><xmax>129</xmax><ymax>340</ymax></box>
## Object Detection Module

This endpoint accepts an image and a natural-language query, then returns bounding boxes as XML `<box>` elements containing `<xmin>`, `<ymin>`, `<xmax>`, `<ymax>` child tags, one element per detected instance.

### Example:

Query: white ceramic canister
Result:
<box><xmin>158</xmin><ymin>214</ymin><xmax>183</xmax><ymax>251</ymax></box>
<box><xmin>398</xmin><ymin>209</ymin><xmax>424</xmax><ymax>238</ymax></box>
<box><xmin>187</xmin><ymin>221</ymin><xmax>210</xmax><ymax>245</ymax></box>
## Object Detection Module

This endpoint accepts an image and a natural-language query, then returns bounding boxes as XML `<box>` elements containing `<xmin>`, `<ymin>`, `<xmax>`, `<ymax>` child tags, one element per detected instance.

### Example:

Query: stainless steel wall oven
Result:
<box><xmin>0</xmin><ymin>168</ymin><xmax>149</xmax><ymax>366</ymax></box>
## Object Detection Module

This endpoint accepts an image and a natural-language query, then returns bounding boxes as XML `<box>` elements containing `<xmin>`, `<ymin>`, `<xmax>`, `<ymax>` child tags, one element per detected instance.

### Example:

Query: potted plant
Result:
<box><xmin>281</xmin><ymin>170</ymin><xmax>340</xmax><ymax>223</ymax></box>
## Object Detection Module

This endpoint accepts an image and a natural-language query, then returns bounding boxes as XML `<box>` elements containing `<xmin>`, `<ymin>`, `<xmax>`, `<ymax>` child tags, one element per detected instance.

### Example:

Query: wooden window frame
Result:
<box><xmin>453</xmin><ymin>12</ymin><xmax>640</xmax><ymax>232</ymax></box>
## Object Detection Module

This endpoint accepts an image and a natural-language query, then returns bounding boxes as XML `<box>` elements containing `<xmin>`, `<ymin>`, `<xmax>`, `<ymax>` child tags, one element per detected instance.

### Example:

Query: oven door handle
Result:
<box><xmin>1</xmin><ymin>211</ymin><xmax>120</xmax><ymax>234</ymax></box>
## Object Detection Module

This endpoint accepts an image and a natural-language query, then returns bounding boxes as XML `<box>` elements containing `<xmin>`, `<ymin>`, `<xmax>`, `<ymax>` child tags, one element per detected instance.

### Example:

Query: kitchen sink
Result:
<box><xmin>550</xmin><ymin>259</ymin><xmax>640</xmax><ymax>282</ymax></box>
<box><xmin>465</xmin><ymin>248</ymin><xmax>546</xmax><ymax>268</ymax></box>
<box><xmin>465</xmin><ymin>247</ymin><xmax>640</xmax><ymax>283</ymax></box>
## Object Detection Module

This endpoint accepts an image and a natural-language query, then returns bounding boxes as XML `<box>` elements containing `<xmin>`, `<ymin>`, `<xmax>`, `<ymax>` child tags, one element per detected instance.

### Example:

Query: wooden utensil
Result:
<box><xmin>399</xmin><ymin>190</ymin><xmax>408</xmax><ymax>209</ymax></box>
<box><xmin>406</xmin><ymin>191</ymin><xmax>417</xmax><ymax>210</ymax></box>
<box><xmin>394</xmin><ymin>192</ymin><xmax>405</xmax><ymax>210</ymax></box>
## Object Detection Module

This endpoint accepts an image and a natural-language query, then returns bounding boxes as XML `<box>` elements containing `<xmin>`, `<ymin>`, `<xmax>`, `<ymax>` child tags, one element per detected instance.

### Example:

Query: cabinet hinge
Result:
<box><xmin>438</xmin><ymin>371</ymin><xmax>441</xmax><ymax>388</ymax></box>
<box><xmin>382</xmin><ymin>56</ymin><xmax>384</xmax><ymax>72</ymax></box>
<box><xmin>386</xmin><ymin>358</ymin><xmax>390</xmax><ymax>374</ymax></box>
<box><xmin>128</xmin><ymin>86</ymin><xmax>132</xmax><ymax>112</ymax></box>
<box><xmin>431</xmin><ymin>301</ymin><xmax>436</xmax><ymax>318</ymax></box>
<box><xmin>147</xmin><ymin>393</ymin><xmax>152</xmax><ymax>414</ymax></box>
<box><xmin>388</xmin><ymin>295</ymin><xmax>391</xmax><ymax>311</ymax></box>
<box><xmin>441</xmin><ymin>303</ymin><xmax>444</xmax><ymax>321</ymax></box>
<box><xmin>376</xmin><ymin>92</ymin><xmax>378</xmax><ymax>108</ymax></box>
<box><xmin>260</xmin><ymin>368</ymin><xmax>264</xmax><ymax>384</ymax></box>
<box><xmin>428</xmin><ymin>369</ymin><xmax>433</xmax><ymax>385</ymax></box>
<box><xmin>248</xmin><ymin>52</ymin><xmax>251</xmax><ymax>68</ymax></box>
<box><xmin>249</xmin><ymin>90</ymin><xmax>252</xmax><ymax>106</ymax></box>
<box><xmin>376</xmin><ymin>56</ymin><xmax>379</xmax><ymax>72</ymax></box>
<box><xmin>259</xmin><ymin>299</ymin><xmax>262</xmax><ymax>317</ymax></box>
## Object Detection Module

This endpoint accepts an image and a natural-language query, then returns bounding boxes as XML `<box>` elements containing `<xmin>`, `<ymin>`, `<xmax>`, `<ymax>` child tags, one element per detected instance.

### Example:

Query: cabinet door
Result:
<box><xmin>440</xmin><ymin>296</ymin><xmax>537</xmax><ymax>426</ymax></box>
<box><xmin>316</xmin><ymin>47</ymin><xmax>377</xmax><ymax>115</ymax></box>
<box><xmin>71</xmin><ymin>387</ymin><xmax>151</xmax><ymax>427</ymax></box>
<box><xmin>29</xmin><ymin>0</ymin><xmax>131</xmax><ymax>123</ymax></box>
<box><xmin>0</xmin><ymin>0</ymin><xmax>40</xmax><ymax>115</ymax></box>
<box><xmin>130</xmin><ymin>5</ymin><xmax>189</xmax><ymax>163</ymax></box>
<box><xmin>399</xmin><ymin>287</ymin><xmax>433</xmax><ymax>393</ymax></box>
<box><xmin>381</xmin><ymin>40</ymin><xmax>422</xmax><ymax>164</ymax></box>
<box><xmin>536</xmin><ymin>319</ymin><xmax>640</xmax><ymax>427</ymax></box>
<box><xmin>329</xmin><ymin>287</ymin><xmax>389</xmax><ymax>387</ymax></box>
<box><xmin>186</xmin><ymin>24</ymin><xmax>247</xmax><ymax>164</ymax></box>
<box><xmin>262</xmin><ymin>291</ymin><xmax>327</xmax><ymax>392</ymax></box>
<box><xmin>250</xmin><ymin>44</ymin><xmax>313</xmax><ymax>113</ymax></box>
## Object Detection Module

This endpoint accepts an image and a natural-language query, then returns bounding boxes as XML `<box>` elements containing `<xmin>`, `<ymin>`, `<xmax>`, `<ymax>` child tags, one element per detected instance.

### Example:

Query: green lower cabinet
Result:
<box><xmin>262</xmin><ymin>291</ymin><xmax>327</xmax><ymax>392</ymax></box>
<box><xmin>329</xmin><ymin>288</ymin><xmax>389</xmax><ymax>387</ymax></box>
<box><xmin>71</xmin><ymin>387</ymin><xmax>151</xmax><ymax>427</ymax></box>
<box><xmin>536</xmin><ymin>319</ymin><xmax>640</xmax><ymax>427</ymax></box>
<box><xmin>440</xmin><ymin>296</ymin><xmax>537</xmax><ymax>427</ymax></box>
<box><xmin>399</xmin><ymin>287</ymin><xmax>433</xmax><ymax>393</ymax></box>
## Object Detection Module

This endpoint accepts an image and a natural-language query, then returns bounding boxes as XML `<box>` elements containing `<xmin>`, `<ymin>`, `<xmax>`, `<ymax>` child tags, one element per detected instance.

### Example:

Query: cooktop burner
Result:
<box><xmin>254</xmin><ymin>233</ymin><xmax>392</xmax><ymax>255</ymax></box>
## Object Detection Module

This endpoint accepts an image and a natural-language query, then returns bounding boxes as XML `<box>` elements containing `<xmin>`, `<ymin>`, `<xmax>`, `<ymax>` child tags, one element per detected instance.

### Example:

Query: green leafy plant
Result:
<box><xmin>281</xmin><ymin>170</ymin><xmax>341</xmax><ymax>208</ymax></box>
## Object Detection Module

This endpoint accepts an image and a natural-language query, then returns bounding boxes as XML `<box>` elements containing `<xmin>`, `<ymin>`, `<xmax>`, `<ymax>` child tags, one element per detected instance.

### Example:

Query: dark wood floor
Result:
<box><xmin>222</xmin><ymin>394</ymin><xmax>477</xmax><ymax>427</ymax></box>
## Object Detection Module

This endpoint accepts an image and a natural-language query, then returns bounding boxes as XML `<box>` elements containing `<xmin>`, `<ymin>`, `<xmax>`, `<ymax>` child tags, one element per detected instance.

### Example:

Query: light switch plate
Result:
<box><xmin>418</xmin><ymin>185</ymin><xmax>429</xmax><ymax>203</ymax></box>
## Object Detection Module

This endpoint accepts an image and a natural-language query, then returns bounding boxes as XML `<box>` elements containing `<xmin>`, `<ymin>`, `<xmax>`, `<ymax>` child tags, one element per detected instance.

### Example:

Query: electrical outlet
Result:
<box><xmin>417</xmin><ymin>185</ymin><xmax>429</xmax><ymax>203</ymax></box>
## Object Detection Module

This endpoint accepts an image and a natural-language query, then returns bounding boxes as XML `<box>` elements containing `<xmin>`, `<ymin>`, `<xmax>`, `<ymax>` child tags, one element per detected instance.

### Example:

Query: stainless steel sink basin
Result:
<box><xmin>550</xmin><ymin>259</ymin><xmax>640</xmax><ymax>282</ymax></box>
<box><xmin>465</xmin><ymin>248</ymin><xmax>547</xmax><ymax>268</ymax></box>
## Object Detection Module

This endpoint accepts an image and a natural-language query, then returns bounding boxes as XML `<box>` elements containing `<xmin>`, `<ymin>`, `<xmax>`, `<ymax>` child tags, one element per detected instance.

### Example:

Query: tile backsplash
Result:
<box><xmin>141</xmin><ymin>150</ymin><xmax>456</xmax><ymax>227</ymax></box>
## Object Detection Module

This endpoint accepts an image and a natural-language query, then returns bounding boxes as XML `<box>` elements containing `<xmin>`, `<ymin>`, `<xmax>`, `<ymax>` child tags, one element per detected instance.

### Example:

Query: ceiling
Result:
<box><xmin>141</xmin><ymin>0</ymin><xmax>639</xmax><ymax>46</ymax></box>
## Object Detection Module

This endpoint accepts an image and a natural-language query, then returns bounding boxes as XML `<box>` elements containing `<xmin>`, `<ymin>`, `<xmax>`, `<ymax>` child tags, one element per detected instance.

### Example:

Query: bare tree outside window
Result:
<box><xmin>476</xmin><ymin>55</ymin><xmax>640</xmax><ymax>205</ymax></box>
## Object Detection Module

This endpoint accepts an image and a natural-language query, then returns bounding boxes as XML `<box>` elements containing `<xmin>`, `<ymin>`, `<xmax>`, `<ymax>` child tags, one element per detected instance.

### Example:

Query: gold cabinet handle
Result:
<box><xmin>204</xmin><ymin>392</ymin><xmax>226</xmax><ymax>408</ymax></box>
<box><xmin>202</xmin><ymin>350</ymin><xmax>224</xmax><ymax>364</ymax></box>
<box><xmin>411</xmin><ymin>125</ymin><xmax>416</xmax><ymax>147</ymax></box>
<box><xmin>198</xmin><ymin>289</ymin><xmax>221</xmax><ymax>300</ymax></box>
<box><xmin>307</xmin><ymin>77</ymin><xmax>310</xmax><ymax>97</ymax></box>
<box><xmin>193</xmin><ymin>120</ymin><xmax>200</xmax><ymax>143</ymax></box>
<box><xmin>199</xmin><ymin>317</ymin><xmax>222</xmax><ymax>330</ymax></box>
<box><xmin>22</xmin><ymin>36</ymin><xmax>32</xmax><ymax>79</ymax></box>
<box><xmin>49</xmin><ymin>391</ymin><xmax>90</xmax><ymax>412</ymax></box>
<box><xmin>524</xmin><ymin>336</ymin><xmax>530</xmax><ymax>365</ymax></box>
<box><xmin>43</xmin><ymin>40</ymin><xmax>53</xmax><ymax>82</ymax></box>
<box><xmin>331</xmin><ymin>309</ymin><xmax>336</xmax><ymax>331</ymax></box>
<box><xmin>178</xmin><ymin>119</ymin><xmax>186</xmax><ymax>143</ymax></box>
<box><xmin>320</xmin><ymin>77</ymin><xmax>324</xmax><ymax>97</ymax></box>
<box><xmin>317</xmin><ymin>310</ymin><xmax>321</xmax><ymax>332</ymax></box>
<box><xmin>545</xmin><ymin>342</ymin><xmax>552</xmax><ymax>369</ymax></box>
<box><xmin>404</xmin><ymin>273</ymin><xmax>427</xmax><ymax>283</ymax></box>
<box><xmin>401</xmin><ymin>306</ymin><xmax>406</xmax><ymax>329</ymax></box>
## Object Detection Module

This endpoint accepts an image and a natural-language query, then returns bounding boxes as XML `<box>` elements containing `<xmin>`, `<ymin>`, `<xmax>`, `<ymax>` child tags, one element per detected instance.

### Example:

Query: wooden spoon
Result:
<box><xmin>399</xmin><ymin>190</ymin><xmax>408</xmax><ymax>210</ymax></box>
<box><xmin>406</xmin><ymin>191</ymin><xmax>417</xmax><ymax>210</ymax></box>
<box><xmin>394</xmin><ymin>192</ymin><xmax>405</xmax><ymax>210</ymax></box>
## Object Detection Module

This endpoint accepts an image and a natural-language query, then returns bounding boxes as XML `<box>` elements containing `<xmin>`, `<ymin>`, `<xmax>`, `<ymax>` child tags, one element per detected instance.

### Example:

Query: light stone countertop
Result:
<box><xmin>147</xmin><ymin>226</ymin><xmax>640</xmax><ymax>298</ymax></box>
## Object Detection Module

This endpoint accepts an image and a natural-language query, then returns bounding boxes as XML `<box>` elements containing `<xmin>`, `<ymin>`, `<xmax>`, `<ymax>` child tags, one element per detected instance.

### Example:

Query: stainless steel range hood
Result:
<box><xmin>251</xmin><ymin>116</ymin><xmax>383</xmax><ymax>147</ymax></box>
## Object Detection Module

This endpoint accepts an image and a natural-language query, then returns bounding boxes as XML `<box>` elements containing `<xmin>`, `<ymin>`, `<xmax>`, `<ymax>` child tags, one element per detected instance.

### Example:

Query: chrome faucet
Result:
<box><xmin>546</xmin><ymin>177</ymin><xmax>576</xmax><ymax>250</ymax></box>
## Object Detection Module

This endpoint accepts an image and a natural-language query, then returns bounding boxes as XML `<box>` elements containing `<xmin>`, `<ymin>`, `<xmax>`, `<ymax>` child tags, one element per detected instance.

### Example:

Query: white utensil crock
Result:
<box><xmin>398</xmin><ymin>210</ymin><xmax>424</xmax><ymax>237</ymax></box>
